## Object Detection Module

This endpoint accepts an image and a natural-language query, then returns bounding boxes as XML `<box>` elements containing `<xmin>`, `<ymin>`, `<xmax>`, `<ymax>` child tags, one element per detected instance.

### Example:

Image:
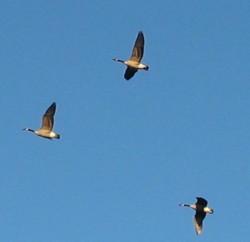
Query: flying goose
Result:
<box><xmin>23</xmin><ymin>102</ymin><xmax>60</xmax><ymax>139</ymax></box>
<box><xmin>113</xmin><ymin>31</ymin><xmax>149</xmax><ymax>80</ymax></box>
<box><xmin>179</xmin><ymin>197</ymin><xmax>214</xmax><ymax>235</ymax></box>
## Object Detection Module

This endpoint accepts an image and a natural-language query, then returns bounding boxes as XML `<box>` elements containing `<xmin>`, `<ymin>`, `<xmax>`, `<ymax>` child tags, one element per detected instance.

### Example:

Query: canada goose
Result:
<box><xmin>23</xmin><ymin>102</ymin><xmax>60</xmax><ymax>139</ymax></box>
<box><xmin>113</xmin><ymin>31</ymin><xmax>149</xmax><ymax>80</ymax></box>
<box><xmin>179</xmin><ymin>197</ymin><xmax>214</xmax><ymax>235</ymax></box>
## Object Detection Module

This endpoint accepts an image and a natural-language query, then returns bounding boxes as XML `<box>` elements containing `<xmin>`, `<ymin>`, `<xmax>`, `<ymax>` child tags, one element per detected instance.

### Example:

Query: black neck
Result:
<box><xmin>113</xmin><ymin>58</ymin><xmax>124</xmax><ymax>63</ymax></box>
<box><xmin>24</xmin><ymin>128</ymin><xmax>35</xmax><ymax>132</ymax></box>
<box><xmin>180</xmin><ymin>203</ymin><xmax>190</xmax><ymax>207</ymax></box>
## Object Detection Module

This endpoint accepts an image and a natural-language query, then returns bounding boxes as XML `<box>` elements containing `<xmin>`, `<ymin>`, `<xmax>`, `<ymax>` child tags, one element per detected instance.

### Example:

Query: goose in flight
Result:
<box><xmin>113</xmin><ymin>31</ymin><xmax>149</xmax><ymax>80</ymax></box>
<box><xmin>179</xmin><ymin>197</ymin><xmax>214</xmax><ymax>235</ymax></box>
<box><xmin>23</xmin><ymin>102</ymin><xmax>60</xmax><ymax>139</ymax></box>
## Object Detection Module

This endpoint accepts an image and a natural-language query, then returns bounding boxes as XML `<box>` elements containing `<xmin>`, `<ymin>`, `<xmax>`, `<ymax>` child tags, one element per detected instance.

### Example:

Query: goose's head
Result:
<box><xmin>113</xmin><ymin>58</ymin><xmax>124</xmax><ymax>63</ymax></box>
<box><xmin>22</xmin><ymin>128</ymin><xmax>35</xmax><ymax>132</ymax></box>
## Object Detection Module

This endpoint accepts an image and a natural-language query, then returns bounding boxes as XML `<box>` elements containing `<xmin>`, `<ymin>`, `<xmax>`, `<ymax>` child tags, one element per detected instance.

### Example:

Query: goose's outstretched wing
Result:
<box><xmin>41</xmin><ymin>102</ymin><xmax>56</xmax><ymax>131</ymax></box>
<box><xmin>124</xmin><ymin>67</ymin><xmax>138</xmax><ymax>80</ymax></box>
<box><xmin>194</xmin><ymin>212</ymin><xmax>206</xmax><ymax>235</ymax></box>
<box><xmin>130</xmin><ymin>31</ymin><xmax>144</xmax><ymax>62</ymax></box>
<box><xmin>196</xmin><ymin>197</ymin><xmax>208</xmax><ymax>207</ymax></box>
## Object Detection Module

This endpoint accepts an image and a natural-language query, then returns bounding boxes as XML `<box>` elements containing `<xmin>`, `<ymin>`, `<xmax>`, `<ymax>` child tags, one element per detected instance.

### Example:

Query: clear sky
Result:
<box><xmin>0</xmin><ymin>1</ymin><xmax>249</xmax><ymax>241</ymax></box>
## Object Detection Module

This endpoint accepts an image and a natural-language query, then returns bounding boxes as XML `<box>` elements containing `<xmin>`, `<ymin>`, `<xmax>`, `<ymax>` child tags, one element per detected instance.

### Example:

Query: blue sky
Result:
<box><xmin>0</xmin><ymin>1</ymin><xmax>250</xmax><ymax>241</ymax></box>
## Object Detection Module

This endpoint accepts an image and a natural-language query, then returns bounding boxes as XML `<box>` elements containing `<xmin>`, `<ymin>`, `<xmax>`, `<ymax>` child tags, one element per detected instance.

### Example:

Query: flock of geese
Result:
<box><xmin>22</xmin><ymin>31</ymin><xmax>214</xmax><ymax>235</ymax></box>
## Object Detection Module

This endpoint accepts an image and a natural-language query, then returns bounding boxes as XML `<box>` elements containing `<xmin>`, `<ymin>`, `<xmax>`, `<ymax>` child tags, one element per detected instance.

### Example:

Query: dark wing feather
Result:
<box><xmin>196</xmin><ymin>197</ymin><xmax>208</xmax><ymax>207</ymax></box>
<box><xmin>41</xmin><ymin>102</ymin><xmax>56</xmax><ymax>131</ymax></box>
<box><xmin>130</xmin><ymin>31</ymin><xmax>144</xmax><ymax>62</ymax></box>
<box><xmin>194</xmin><ymin>211</ymin><xmax>206</xmax><ymax>234</ymax></box>
<box><xmin>124</xmin><ymin>67</ymin><xmax>138</xmax><ymax>80</ymax></box>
